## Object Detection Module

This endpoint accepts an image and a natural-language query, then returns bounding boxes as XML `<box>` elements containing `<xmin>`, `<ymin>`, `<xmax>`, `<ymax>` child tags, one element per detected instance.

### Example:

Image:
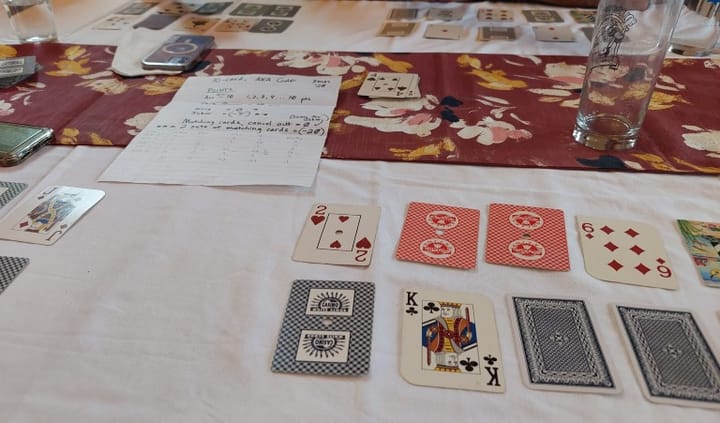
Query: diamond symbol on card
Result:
<box><xmin>601</xmin><ymin>225</ymin><xmax>614</xmax><ymax>235</ymax></box>
<box><xmin>585</xmin><ymin>233</ymin><xmax>594</xmax><ymax>239</ymax></box>
<box><xmin>625</xmin><ymin>228</ymin><xmax>639</xmax><ymax>238</ymax></box>
<box><xmin>657</xmin><ymin>257</ymin><xmax>666</xmax><ymax>264</ymax></box>
<box><xmin>629</xmin><ymin>245</ymin><xmax>644</xmax><ymax>255</ymax></box>
<box><xmin>635</xmin><ymin>263</ymin><xmax>650</xmax><ymax>274</ymax></box>
<box><xmin>608</xmin><ymin>260</ymin><xmax>623</xmax><ymax>271</ymax></box>
<box><xmin>604</xmin><ymin>242</ymin><xmax>618</xmax><ymax>252</ymax></box>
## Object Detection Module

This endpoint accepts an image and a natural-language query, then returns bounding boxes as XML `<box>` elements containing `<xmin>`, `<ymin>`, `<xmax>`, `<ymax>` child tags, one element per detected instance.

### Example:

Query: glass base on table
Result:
<box><xmin>573</xmin><ymin>113</ymin><xmax>639</xmax><ymax>151</ymax></box>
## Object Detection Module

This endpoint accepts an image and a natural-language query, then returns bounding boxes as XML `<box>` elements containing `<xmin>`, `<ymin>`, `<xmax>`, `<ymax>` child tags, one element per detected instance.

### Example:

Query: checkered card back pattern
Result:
<box><xmin>0</xmin><ymin>256</ymin><xmax>29</xmax><ymax>294</ymax></box>
<box><xmin>485</xmin><ymin>203</ymin><xmax>570</xmax><ymax>271</ymax></box>
<box><xmin>271</xmin><ymin>280</ymin><xmax>375</xmax><ymax>376</ymax></box>
<box><xmin>617</xmin><ymin>306</ymin><xmax>720</xmax><ymax>404</ymax></box>
<box><xmin>0</xmin><ymin>182</ymin><xmax>27</xmax><ymax>209</ymax></box>
<box><xmin>396</xmin><ymin>202</ymin><xmax>479</xmax><ymax>269</ymax></box>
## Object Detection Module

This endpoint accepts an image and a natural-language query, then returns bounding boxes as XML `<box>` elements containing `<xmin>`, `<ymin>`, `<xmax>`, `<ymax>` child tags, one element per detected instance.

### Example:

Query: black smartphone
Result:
<box><xmin>0</xmin><ymin>122</ymin><xmax>53</xmax><ymax>167</ymax></box>
<box><xmin>141</xmin><ymin>34</ymin><xmax>215</xmax><ymax>71</ymax></box>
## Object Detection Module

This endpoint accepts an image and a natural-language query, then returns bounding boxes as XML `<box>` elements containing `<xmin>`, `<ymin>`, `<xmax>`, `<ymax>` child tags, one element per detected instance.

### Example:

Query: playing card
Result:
<box><xmin>476</xmin><ymin>8</ymin><xmax>513</xmax><ymax>22</ymax></box>
<box><xmin>396</xmin><ymin>202</ymin><xmax>479</xmax><ymax>269</ymax></box>
<box><xmin>508</xmin><ymin>296</ymin><xmax>620</xmax><ymax>394</ymax></box>
<box><xmin>157</xmin><ymin>1</ymin><xmax>199</xmax><ymax>15</ymax></box>
<box><xmin>577</xmin><ymin>216</ymin><xmax>677</xmax><ymax>289</ymax></box>
<box><xmin>215</xmin><ymin>17</ymin><xmax>258</xmax><ymax>32</ymax></box>
<box><xmin>249</xmin><ymin>19</ymin><xmax>293</xmax><ymax>33</ymax></box>
<box><xmin>358</xmin><ymin>72</ymin><xmax>420</xmax><ymax>99</ymax></box>
<box><xmin>0</xmin><ymin>256</ymin><xmax>29</xmax><ymax>295</ymax></box>
<box><xmin>271</xmin><ymin>280</ymin><xmax>375</xmax><ymax>376</ymax></box>
<box><xmin>116</xmin><ymin>1</ymin><xmax>158</xmax><ymax>15</ymax></box>
<box><xmin>133</xmin><ymin>13</ymin><xmax>180</xmax><ymax>29</ymax></box>
<box><xmin>194</xmin><ymin>2</ymin><xmax>232</xmax><ymax>15</ymax></box>
<box><xmin>400</xmin><ymin>288</ymin><xmax>504</xmax><ymax>392</ymax></box>
<box><xmin>424</xmin><ymin>24</ymin><xmax>464</xmax><ymax>40</ymax></box>
<box><xmin>0</xmin><ymin>182</ymin><xmax>27</xmax><ymax>209</ymax></box>
<box><xmin>0</xmin><ymin>186</ymin><xmax>105</xmax><ymax>246</ymax></box>
<box><xmin>178</xmin><ymin>15</ymin><xmax>219</xmax><ymax>32</ymax></box>
<box><xmin>677</xmin><ymin>219</ymin><xmax>720</xmax><ymax>288</ymax></box>
<box><xmin>485</xmin><ymin>203</ymin><xmax>570</xmax><ymax>271</ymax></box>
<box><xmin>614</xmin><ymin>305</ymin><xmax>720</xmax><ymax>409</ymax></box>
<box><xmin>522</xmin><ymin>9</ymin><xmax>564</xmax><ymax>23</ymax></box>
<box><xmin>378</xmin><ymin>21</ymin><xmax>417</xmax><ymax>37</ymax></box>
<box><xmin>94</xmin><ymin>15</ymin><xmax>137</xmax><ymax>30</ymax></box>
<box><xmin>267</xmin><ymin>4</ymin><xmax>301</xmax><ymax>18</ymax></box>
<box><xmin>230</xmin><ymin>2</ymin><xmax>274</xmax><ymax>16</ymax></box>
<box><xmin>427</xmin><ymin>6</ymin><xmax>465</xmax><ymax>21</ymax></box>
<box><xmin>533</xmin><ymin>25</ymin><xmax>575</xmax><ymax>42</ymax></box>
<box><xmin>292</xmin><ymin>203</ymin><xmax>380</xmax><ymax>266</ymax></box>
<box><xmin>389</xmin><ymin>8</ymin><xmax>419</xmax><ymax>20</ymax></box>
<box><xmin>570</xmin><ymin>9</ymin><xmax>596</xmax><ymax>24</ymax></box>
<box><xmin>477</xmin><ymin>26</ymin><xmax>517</xmax><ymax>41</ymax></box>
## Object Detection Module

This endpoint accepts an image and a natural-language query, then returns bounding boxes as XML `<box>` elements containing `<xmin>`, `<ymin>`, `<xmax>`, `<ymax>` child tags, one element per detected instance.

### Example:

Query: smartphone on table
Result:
<box><xmin>141</xmin><ymin>35</ymin><xmax>215</xmax><ymax>71</ymax></box>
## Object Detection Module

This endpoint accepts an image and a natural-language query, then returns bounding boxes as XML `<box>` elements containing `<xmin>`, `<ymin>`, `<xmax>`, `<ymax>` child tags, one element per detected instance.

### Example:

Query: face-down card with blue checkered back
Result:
<box><xmin>272</xmin><ymin>280</ymin><xmax>375</xmax><ymax>376</ymax></box>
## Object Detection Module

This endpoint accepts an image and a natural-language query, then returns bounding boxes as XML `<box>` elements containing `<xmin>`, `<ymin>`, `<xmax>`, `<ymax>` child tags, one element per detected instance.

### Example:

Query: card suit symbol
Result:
<box><xmin>608</xmin><ymin>260</ymin><xmax>623</xmax><ymax>271</ymax></box>
<box><xmin>397</xmin><ymin>86</ymin><xmax>407</xmax><ymax>91</ymax></box>
<box><xmin>635</xmin><ymin>263</ymin><xmax>650</xmax><ymax>274</ymax></box>
<box><xmin>310</xmin><ymin>215</ymin><xmax>325</xmax><ymax>225</ymax></box>
<box><xmin>405</xmin><ymin>306</ymin><xmax>418</xmax><ymax>315</ymax></box>
<box><xmin>603</xmin><ymin>242</ymin><xmax>618</xmax><ymax>252</ymax></box>
<box><xmin>656</xmin><ymin>257</ymin><xmax>666</xmax><ymax>264</ymax></box>
<box><xmin>585</xmin><ymin>233</ymin><xmax>594</xmax><ymax>239</ymax></box>
<box><xmin>629</xmin><ymin>245</ymin><xmax>644</xmax><ymax>255</ymax></box>
<box><xmin>355</xmin><ymin>237</ymin><xmax>372</xmax><ymax>249</ymax></box>
<box><xmin>600</xmin><ymin>225</ymin><xmax>614</xmax><ymax>235</ymax></box>
<box><xmin>625</xmin><ymin>228</ymin><xmax>639</xmax><ymax>238</ymax></box>
<box><xmin>338</xmin><ymin>216</ymin><xmax>349</xmax><ymax>223</ymax></box>
<box><xmin>423</xmin><ymin>302</ymin><xmax>439</xmax><ymax>314</ymax></box>
<box><xmin>483</xmin><ymin>355</ymin><xmax>497</xmax><ymax>365</ymax></box>
<box><xmin>460</xmin><ymin>357</ymin><xmax>478</xmax><ymax>372</ymax></box>
<box><xmin>18</xmin><ymin>221</ymin><xmax>28</xmax><ymax>228</ymax></box>
<box><xmin>330</xmin><ymin>240</ymin><xmax>341</xmax><ymax>248</ymax></box>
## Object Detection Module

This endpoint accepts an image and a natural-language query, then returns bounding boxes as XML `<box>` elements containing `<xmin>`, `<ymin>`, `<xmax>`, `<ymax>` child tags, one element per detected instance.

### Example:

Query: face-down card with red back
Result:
<box><xmin>396</xmin><ymin>202</ymin><xmax>480</xmax><ymax>269</ymax></box>
<box><xmin>485</xmin><ymin>203</ymin><xmax>570</xmax><ymax>271</ymax></box>
<box><xmin>293</xmin><ymin>203</ymin><xmax>380</xmax><ymax>266</ymax></box>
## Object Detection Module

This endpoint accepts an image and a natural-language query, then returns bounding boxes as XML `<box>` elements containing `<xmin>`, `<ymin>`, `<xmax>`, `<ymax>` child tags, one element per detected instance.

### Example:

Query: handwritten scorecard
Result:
<box><xmin>99</xmin><ymin>74</ymin><xmax>341</xmax><ymax>187</ymax></box>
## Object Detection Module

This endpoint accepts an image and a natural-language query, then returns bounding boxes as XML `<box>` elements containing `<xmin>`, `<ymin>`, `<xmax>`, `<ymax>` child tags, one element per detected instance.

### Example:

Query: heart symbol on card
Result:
<box><xmin>311</xmin><ymin>215</ymin><xmax>325</xmax><ymax>225</ymax></box>
<box><xmin>330</xmin><ymin>240</ymin><xmax>341</xmax><ymax>248</ymax></box>
<box><xmin>355</xmin><ymin>237</ymin><xmax>372</xmax><ymax>249</ymax></box>
<box><xmin>338</xmin><ymin>216</ymin><xmax>349</xmax><ymax>223</ymax></box>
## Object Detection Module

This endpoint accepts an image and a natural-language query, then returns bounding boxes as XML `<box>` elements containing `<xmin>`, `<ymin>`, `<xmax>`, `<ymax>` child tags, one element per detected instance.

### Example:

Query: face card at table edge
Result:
<box><xmin>677</xmin><ymin>219</ymin><xmax>720</xmax><ymax>288</ymax></box>
<box><xmin>396</xmin><ymin>202</ymin><xmax>479</xmax><ymax>269</ymax></box>
<box><xmin>271</xmin><ymin>279</ymin><xmax>375</xmax><ymax>376</ymax></box>
<box><xmin>400</xmin><ymin>288</ymin><xmax>504</xmax><ymax>392</ymax></box>
<box><xmin>577</xmin><ymin>216</ymin><xmax>678</xmax><ymax>289</ymax></box>
<box><xmin>0</xmin><ymin>186</ymin><xmax>105</xmax><ymax>245</ymax></box>
<box><xmin>484</xmin><ymin>203</ymin><xmax>569</xmax><ymax>271</ymax></box>
<box><xmin>292</xmin><ymin>203</ymin><xmax>380</xmax><ymax>266</ymax></box>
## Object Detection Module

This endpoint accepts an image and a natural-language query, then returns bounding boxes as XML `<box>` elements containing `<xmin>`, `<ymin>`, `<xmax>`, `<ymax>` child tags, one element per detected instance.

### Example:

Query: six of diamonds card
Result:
<box><xmin>400</xmin><ymin>288</ymin><xmax>504</xmax><ymax>391</ymax></box>
<box><xmin>271</xmin><ymin>279</ymin><xmax>375</xmax><ymax>376</ymax></box>
<box><xmin>577</xmin><ymin>216</ymin><xmax>677</xmax><ymax>289</ymax></box>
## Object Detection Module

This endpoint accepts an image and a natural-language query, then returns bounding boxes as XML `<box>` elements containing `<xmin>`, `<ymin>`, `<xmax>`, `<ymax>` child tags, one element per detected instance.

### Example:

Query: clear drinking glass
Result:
<box><xmin>1</xmin><ymin>0</ymin><xmax>57</xmax><ymax>43</ymax></box>
<box><xmin>573</xmin><ymin>0</ymin><xmax>684</xmax><ymax>150</ymax></box>
<box><xmin>670</xmin><ymin>0</ymin><xmax>720</xmax><ymax>56</ymax></box>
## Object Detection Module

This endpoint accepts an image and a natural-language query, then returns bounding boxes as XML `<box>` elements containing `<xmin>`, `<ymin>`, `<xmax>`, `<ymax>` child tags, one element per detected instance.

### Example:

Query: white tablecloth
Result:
<box><xmin>1</xmin><ymin>1</ymin><xmax>719</xmax><ymax>422</ymax></box>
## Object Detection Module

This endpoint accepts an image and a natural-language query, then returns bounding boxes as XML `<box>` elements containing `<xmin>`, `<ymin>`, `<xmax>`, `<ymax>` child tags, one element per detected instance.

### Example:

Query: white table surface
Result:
<box><xmin>1</xmin><ymin>1</ymin><xmax>720</xmax><ymax>422</ymax></box>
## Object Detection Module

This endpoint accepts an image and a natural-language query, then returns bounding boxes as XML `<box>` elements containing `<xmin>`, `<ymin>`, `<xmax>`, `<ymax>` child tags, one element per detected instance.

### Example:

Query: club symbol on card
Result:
<box><xmin>483</xmin><ymin>354</ymin><xmax>497</xmax><ymax>365</ymax></box>
<box><xmin>460</xmin><ymin>357</ymin><xmax>479</xmax><ymax>372</ymax></box>
<box><xmin>423</xmin><ymin>302</ymin><xmax>439</xmax><ymax>314</ymax></box>
<box><xmin>405</xmin><ymin>306</ymin><xmax>418</xmax><ymax>315</ymax></box>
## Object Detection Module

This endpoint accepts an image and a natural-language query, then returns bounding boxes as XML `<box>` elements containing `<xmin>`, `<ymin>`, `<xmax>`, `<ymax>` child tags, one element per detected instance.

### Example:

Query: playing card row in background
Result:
<box><xmin>0</xmin><ymin>182</ymin><xmax>104</xmax><ymax>295</ymax></box>
<box><xmin>292</xmin><ymin>202</ymin><xmax>720</xmax><ymax>289</ymax></box>
<box><xmin>93</xmin><ymin>1</ymin><xmax>300</xmax><ymax>33</ymax></box>
<box><xmin>380</xmin><ymin>21</ymin><xmax>594</xmax><ymax>43</ymax></box>
<box><xmin>387</xmin><ymin>7</ymin><xmax>596</xmax><ymax>25</ymax></box>
<box><xmin>270</xmin><ymin>279</ymin><xmax>720</xmax><ymax>410</ymax></box>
